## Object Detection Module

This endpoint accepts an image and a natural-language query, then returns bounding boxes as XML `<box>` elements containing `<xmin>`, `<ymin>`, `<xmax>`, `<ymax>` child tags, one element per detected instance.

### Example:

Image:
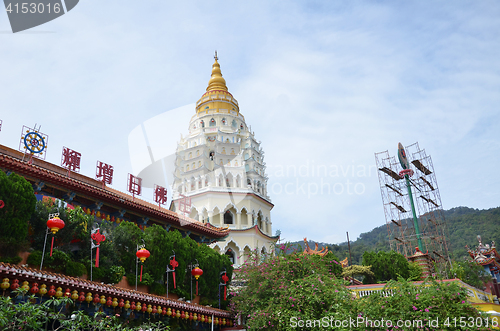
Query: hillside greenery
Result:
<box><xmin>288</xmin><ymin>206</ymin><xmax>500</xmax><ymax>266</ymax></box>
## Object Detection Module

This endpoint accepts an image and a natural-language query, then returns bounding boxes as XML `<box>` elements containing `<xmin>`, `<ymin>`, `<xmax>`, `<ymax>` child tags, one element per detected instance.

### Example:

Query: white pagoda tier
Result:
<box><xmin>170</xmin><ymin>54</ymin><xmax>279</xmax><ymax>266</ymax></box>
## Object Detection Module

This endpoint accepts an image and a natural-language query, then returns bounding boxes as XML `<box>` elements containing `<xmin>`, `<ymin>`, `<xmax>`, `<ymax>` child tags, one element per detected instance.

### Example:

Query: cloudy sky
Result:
<box><xmin>1</xmin><ymin>1</ymin><xmax>499</xmax><ymax>244</ymax></box>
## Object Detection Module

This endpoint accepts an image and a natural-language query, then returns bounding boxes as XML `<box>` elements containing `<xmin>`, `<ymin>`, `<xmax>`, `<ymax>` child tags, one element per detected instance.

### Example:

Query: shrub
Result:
<box><xmin>65</xmin><ymin>260</ymin><xmax>87</xmax><ymax>277</ymax></box>
<box><xmin>106</xmin><ymin>265</ymin><xmax>125</xmax><ymax>284</ymax></box>
<box><xmin>357</xmin><ymin>278</ymin><xmax>487</xmax><ymax>330</ymax></box>
<box><xmin>0</xmin><ymin>255</ymin><xmax>22</xmax><ymax>264</ymax></box>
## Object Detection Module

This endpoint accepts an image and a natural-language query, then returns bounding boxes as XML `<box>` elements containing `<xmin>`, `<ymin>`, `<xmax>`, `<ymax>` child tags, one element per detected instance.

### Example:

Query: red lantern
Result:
<box><xmin>118</xmin><ymin>298</ymin><xmax>124</xmax><ymax>308</ymax></box>
<box><xmin>130</xmin><ymin>301</ymin><xmax>136</xmax><ymax>310</ymax></box>
<box><xmin>64</xmin><ymin>288</ymin><xmax>71</xmax><ymax>297</ymax></box>
<box><xmin>136</xmin><ymin>248</ymin><xmax>150</xmax><ymax>282</ymax></box>
<box><xmin>106</xmin><ymin>297</ymin><xmax>112</xmax><ymax>306</ymax></box>
<box><xmin>48</xmin><ymin>285</ymin><xmax>56</xmax><ymax>297</ymax></box>
<box><xmin>78</xmin><ymin>292</ymin><xmax>85</xmax><ymax>302</ymax></box>
<box><xmin>47</xmin><ymin>216</ymin><xmax>65</xmax><ymax>257</ymax></box>
<box><xmin>30</xmin><ymin>282</ymin><xmax>39</xmax><ymax>294</ymax></box>
<box><xmin>191</xmin><ymin>267</ymin><xmax>203</xmax><ymax>295</ymax></box>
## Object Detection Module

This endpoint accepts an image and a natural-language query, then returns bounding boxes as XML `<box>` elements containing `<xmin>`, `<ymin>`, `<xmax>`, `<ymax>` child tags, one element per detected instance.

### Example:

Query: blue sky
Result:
<box><xmin>1</xmin><ymin>1</ymin><xmax>499</xmax><ymax>244</ymax></box>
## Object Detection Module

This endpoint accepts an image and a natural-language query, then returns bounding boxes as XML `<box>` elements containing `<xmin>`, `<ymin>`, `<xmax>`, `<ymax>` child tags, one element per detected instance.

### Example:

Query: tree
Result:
<box><xmin>362</xmin><ymin>250</ymin><xmax>410</xmax><ymax>284</ymax></box>
<box><xmin>0</xmin><ymin>170</ymin><xmax>36</xmax><ymax>257</ymax></box>
<box><xmin>357</xmin><ymin>278</ymin><xmax>486</xmax><ymax>331</ymax></box>
<box><xmin>230</xmin><ymin>251</ymin><xmax>351</xmax><ymax>330</ymax></box>
<box><xmin>448</xmin><ymin>260</ymin><xmax>491</xmax><ymax>290</ymax></box>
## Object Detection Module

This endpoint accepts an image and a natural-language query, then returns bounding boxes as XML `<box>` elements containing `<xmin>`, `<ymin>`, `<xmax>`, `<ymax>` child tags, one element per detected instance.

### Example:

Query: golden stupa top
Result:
<box><xmin>206</xmin><ymin>52</ymin><xmax>228</xmax><ymax>92</ymax></box>
<box><xmin>196</xmin><ymin>53</ymin><xmax>240</xmax><ymax>114</ymax></box>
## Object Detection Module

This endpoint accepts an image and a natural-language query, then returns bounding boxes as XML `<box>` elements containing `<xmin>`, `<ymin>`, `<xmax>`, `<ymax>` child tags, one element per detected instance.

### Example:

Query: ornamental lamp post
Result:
<box><xmin>40</xmin><ymin>213</ymin><xmax>65</xmax><ymax>270</ymax></box>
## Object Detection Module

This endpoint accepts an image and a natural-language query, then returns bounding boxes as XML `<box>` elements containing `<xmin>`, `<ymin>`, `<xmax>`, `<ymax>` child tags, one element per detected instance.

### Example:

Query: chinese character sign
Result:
<box><xmin>127</xmin><ymin>174</ymin><xmax>142</xmax><ymax>196</ymax></box>
<box><xmin>154</xmin><ymin>185</ymin><xmax>168</xmax><ymax>206</ymax></box>
<box><xmin>96</xmin><ymin>161</ymin><xmax>114</xmax><ymax>185</ymax></box>
<box><xmin>178</xmin><ymin>194</ymin><xmax>191</xmax><ymax>216</ymax></box>
<box><xmin>61</xmin><ymin>147</ymin><xmax>81</xmax><ymax>172</ymax></box>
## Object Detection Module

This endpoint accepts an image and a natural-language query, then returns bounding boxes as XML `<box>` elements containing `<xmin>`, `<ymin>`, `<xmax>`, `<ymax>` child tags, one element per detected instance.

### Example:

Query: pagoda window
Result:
<box><xmin>230</xmin><ymin>148</ymin><xmax>235</xmax><ymax>155</ymax></box>
<box><xmin>205</xmin><ymin>177</ymin><xmax>209</xmax><ymax>186</ymax></box>
<box><xmin>221</xmin><ymin>147</ymin><xmax>226</xmax><ymax>154</ymax></box>
<box><xmin>245</xmin><ymin>164</ymin><xmax>250</xmax><ymax>172</ymax></box>
<box><xmin>192</xmin><ymin>162</ymin><xmax>195</xmax><ymax>169</ymax></box>
<box><xmin>247</xmin><ymin>178</ymin><xmax>251</xmax><ymax>186</ymax></box>
<box><xmin>240</xmin><ymin>124</ymin><xmax>244</xmax><ymax>129</ymax></box>
<box><xmin>236</xmin><ymin>175</ymin><xmax>241</xmax><ymax>187</ymax></box>
<box><xmin>222</xmin><ymin>118</ymin><xmax>227</xmax><ymax>125</ymax></box>
<box><xmin>210</xmin><ymin>118</ymin><xmax>216</xmax><ymax>127</ymax></box>
<box><xmin>196</xmin><ymin>150</ymin><xmax>200</xmax><ymax>157</ymax></box>
<box><xmin>200</xmin><ymin>120</ymin><xmax>205</xmax><ymax>128</ymax></box>
<box><xmin>198</xmin><ymin>161</ymin><xmax>201</xmax><ymax>168</ymax></box>
<box><xmin>186</xmin><ymin>165</ymin><xmax>190</xmax><ymax>171</ymax></box>
<box><xmin>191</xmin><ymin>181</ymin><xmax>195</xmax><ymax>191</ymax></box>
<box><xmin>188</xmin><ymin>152</ymin><xmax>192</xmax><ymax>159</ymax></box>
<box><xmin>232</xmin><ymin>119</ymin><xmax>237</xmax><ymax>128</ymax></box>
<box><xmin>224</xmin><ymin>211</ymin><xmax>234</xmax><ymax>224</ymax></box>
<box><xmin>198</xmin><ymin>178</ymin><xmax>202</xmax><ymax>188</ymax></box>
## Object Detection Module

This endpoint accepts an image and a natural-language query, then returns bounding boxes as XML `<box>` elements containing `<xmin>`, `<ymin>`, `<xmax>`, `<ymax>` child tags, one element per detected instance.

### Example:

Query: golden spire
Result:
<box><xmin>206</xmin><ymin>51</ymin><xmax>228</xmax><ymax>91</ymax></box>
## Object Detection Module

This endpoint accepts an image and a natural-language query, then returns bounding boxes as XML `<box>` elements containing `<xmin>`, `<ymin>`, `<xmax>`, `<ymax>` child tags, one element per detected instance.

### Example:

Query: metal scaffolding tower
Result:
<box><xmin>375</xmin><ymin>142</ymin><xmax>450</xmax><ymax>271</ymax></box>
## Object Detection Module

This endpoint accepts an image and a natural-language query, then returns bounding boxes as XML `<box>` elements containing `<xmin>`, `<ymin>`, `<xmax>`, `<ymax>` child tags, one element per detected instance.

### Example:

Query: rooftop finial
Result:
<box><xmin>206</xmin><ymin>52</ymin><xmax>227</xmax><ymax>91</ymax></box>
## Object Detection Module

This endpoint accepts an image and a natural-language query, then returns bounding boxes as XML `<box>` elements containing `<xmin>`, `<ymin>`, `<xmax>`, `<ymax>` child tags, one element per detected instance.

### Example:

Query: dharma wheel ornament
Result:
<box><xmin>191</xmin><ymin>267</ymin><xmax>203</xmax><ymax>295</ymax></box>
<box><xmin>136</xmin><ymin>247</ymin><xmax>150</xmax><ymax>282</ymax></box>
<box><xmin>47</xmin><ymin>215</ymin><xmax>65</xmax><ymax>256</ymax></box>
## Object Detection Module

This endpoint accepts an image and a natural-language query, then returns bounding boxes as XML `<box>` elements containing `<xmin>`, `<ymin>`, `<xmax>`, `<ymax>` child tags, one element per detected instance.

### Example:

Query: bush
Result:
<box><xmin>65</xmin><ymin>260</ymin><xmax>86</xmax><ymax>277</ymax></box>
<box><xmin>126</xmin><ymin>272</ymin><xmax>154</xmax><ymax>287</ymax></box>
<box><xmin>357</xmin><ymin>278</ymin><xmax>486</xmax><ymax>330</ymax></box>
<box><xmin>0</xmin><ymin>255</ymin><xmax>22</xmax><ymax>264</ymax></box>
<box><xmin>26</xmin><ymin>250</ymin><xmax>42</xmax><ymax>267</ymax></box>
<box><xmin>106</xmin><ymin>265</ymin><xmax>125</xmax><ymax>284</ymax></box>
<box><xmin>150</xmin><ymin>282</ymin><xmax>166</xmax><ymax>296</ymax></box>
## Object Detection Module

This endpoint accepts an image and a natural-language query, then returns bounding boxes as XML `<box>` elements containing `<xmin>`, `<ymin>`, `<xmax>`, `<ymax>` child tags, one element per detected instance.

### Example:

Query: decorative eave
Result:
<box><xmin>0</xmin><ymin>145</ymin><xmax>230</xmax><ymax>239</ymax></box>
<box><xmin>0</xmin><ymin>263</ymin><xmax>232</xmax><ymax>321</ymax></box>
<box><xmin>229</xmin><ymin>225</ymin><xmax>280</xmax><ymax>241</ymax></box>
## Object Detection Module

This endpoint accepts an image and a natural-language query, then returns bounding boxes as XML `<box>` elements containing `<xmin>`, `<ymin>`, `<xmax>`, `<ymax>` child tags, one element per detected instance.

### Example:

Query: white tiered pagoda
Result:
<box><xmin>170</xmin><ymin>54</ymin><xmax>278</xmax><ymax>266</ymax></box>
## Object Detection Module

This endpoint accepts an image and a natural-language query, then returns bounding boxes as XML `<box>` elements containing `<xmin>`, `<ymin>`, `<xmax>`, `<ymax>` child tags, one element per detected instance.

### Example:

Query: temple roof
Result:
<box><xmin>0</xmin><ymin>144</ymin><xmax>230</xmax><ymax>240</ymax></box>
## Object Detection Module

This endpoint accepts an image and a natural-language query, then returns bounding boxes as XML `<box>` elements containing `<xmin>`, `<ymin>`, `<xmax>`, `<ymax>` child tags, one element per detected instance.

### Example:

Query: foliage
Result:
<box><xmin>109</xmin><ymin>221</ymin><xmax>143</xmax><ymax>275</ymax></box>
<box><xmin>357</xmin><ymin>278</ymin><xmax>490</xmax><ymax>330</ymax></box>
<box><xmin>0</xmin><ymin>170</ymin><xmax>36</xmax><ymax>257</ymax></box>
<box><xmin>28</xmin><ymin>200</ymin><xmax>70</xmax><ymax>252</ymax></box>
<box><xmin>409</xmin><ymin>261</ymin><xmax>423</xmax><ymax>281</ymax></box>
<box><xmin>321</xmin><ymin>206</ymin><xmax>500</xmax><ymax>265</ymax></box>
<box><xmin>107</xmin><ymin>265</ymin><xmax>126</xmax><ymax>284</ymax></box>
<box><xmin>65</xmin><ymin>260</ymin><xmax>87</xmax><ymax>277</ymax></box>
<box><xmin>230</xmin><ymin>251</ymin><xmax>352</xmax><ymax>330</ymax></box>
<box><xmin>448</xmin><ymin>260</ymin><xmax>491</xmax><ymax>290</ymax></box>
<box><xmin>0</xmin><ymin>256</ymin><xmax>22</xmax><ymax>264</ymax></box>
<box><xmin>362</xmin><ymin>250</ymin><xmax>410</xmax><ymax>284</ymax></box>
<box><xmin>26</xmin><ymin>249</ymin><xmax>70</xmax><ymax>272</ymax></box>
<box><xmin>341</xmin><ymin>265</ymin><xmax>374</xmax><ymax>279</ymax></box>
<box><xmin>0</xmin><ymin>288</ymin><xmax>170</xmax><ymax>330</ymax></box>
